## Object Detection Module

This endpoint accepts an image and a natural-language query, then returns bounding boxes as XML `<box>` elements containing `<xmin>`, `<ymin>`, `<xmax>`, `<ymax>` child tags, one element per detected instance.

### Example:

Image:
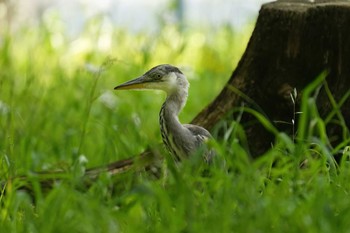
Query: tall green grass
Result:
<box><xmin>1</xmin><ymin>14</ymin><xmax>350</xmax><ymax>233</ymax></box>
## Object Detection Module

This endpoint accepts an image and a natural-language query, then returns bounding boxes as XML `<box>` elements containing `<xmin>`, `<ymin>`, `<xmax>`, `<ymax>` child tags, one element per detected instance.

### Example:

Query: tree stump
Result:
<box><xmin>192</xmin><ymin>0</ymin><xmax>350</xmax><ymax>157</ymax></box>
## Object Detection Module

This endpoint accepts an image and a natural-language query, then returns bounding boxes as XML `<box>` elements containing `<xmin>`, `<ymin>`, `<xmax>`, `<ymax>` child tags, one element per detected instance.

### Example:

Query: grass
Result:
<box><xmin>1</xmin><ymin>13</ymin><xmax>350</xmax><ymax>233</ymax></box>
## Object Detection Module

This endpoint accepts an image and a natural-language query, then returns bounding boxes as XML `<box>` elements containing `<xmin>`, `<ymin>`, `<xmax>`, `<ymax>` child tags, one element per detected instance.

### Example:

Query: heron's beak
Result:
<box><xmin>114</xmin><ymin>76</ymin><xmax>147</xmax><ymax>90</ymax></box>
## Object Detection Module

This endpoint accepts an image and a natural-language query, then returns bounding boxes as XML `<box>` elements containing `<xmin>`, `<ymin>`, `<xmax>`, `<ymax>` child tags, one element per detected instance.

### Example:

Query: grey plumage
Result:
<box><xmin>114</xmin><ymin>64</ymin><xmax>214</xmax><ymax>163</ymax></box>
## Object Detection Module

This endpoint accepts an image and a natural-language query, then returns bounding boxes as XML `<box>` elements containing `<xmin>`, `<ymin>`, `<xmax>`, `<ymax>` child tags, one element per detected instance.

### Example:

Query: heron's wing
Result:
<box><xmin>184</xmin><ymin>123</ymin><xmax>212</xmax><ymax>137</ymax></box>
<box><xmin>183</xmin><ymin>124</ymin><xmax>215</xmax><ymax>163</ymax></box>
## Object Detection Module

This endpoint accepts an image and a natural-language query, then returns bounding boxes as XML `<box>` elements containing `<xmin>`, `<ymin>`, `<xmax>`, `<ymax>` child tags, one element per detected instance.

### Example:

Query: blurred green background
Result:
<box><xmin>0</xmin><ymin>0</ymin><xmax>256</xmax><ymax>174</ymax></box>
<box><xmin>3</xmin><ymin>1</ymin><xmax>350</xmax><ymax>233</ymax></box>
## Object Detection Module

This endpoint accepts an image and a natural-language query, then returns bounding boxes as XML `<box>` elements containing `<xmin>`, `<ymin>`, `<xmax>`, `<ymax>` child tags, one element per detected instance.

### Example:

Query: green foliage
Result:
<box><xmin>1</xmin><ymin>13</ymin><xmax>350</xmax><ymax>233</ymax></box>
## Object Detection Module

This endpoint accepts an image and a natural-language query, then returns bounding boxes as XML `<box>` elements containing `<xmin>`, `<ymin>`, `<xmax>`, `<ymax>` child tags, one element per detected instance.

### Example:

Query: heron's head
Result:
<box><xmin>114</xmin><ymin>64</ymin><xmax>188</xmax><ymax>94</ymax></box>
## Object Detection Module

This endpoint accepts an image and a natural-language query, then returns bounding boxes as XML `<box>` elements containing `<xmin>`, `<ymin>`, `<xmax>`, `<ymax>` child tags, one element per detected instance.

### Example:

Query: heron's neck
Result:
<box><xmin>160</xmin><ymin>85</ymin><xmax>188</xmax><ymax>132</ymax></box>
<box><xmin>164</xmin><ymin>88</ymin><xmax>188</xmax><ymax>116</ymax></box>
<box><xmin>159</xmin><ymin>81</ymin><xmax>189</xmax><ymax>160</ymax></box>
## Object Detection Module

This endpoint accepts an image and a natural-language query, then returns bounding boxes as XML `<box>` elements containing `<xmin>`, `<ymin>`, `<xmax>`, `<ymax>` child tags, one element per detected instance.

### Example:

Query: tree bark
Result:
<box><xmin>192</xmin><ymin>0</ymin><xmax>350</xmax><ymax>157</ymax></box>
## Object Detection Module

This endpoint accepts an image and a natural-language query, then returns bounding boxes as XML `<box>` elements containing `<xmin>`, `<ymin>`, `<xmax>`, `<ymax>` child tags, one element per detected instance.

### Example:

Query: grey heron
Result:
<box><xmin>114</xmin><ymin>64</ymin><xmax>214</xmax><ymax>163</ymax></box>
